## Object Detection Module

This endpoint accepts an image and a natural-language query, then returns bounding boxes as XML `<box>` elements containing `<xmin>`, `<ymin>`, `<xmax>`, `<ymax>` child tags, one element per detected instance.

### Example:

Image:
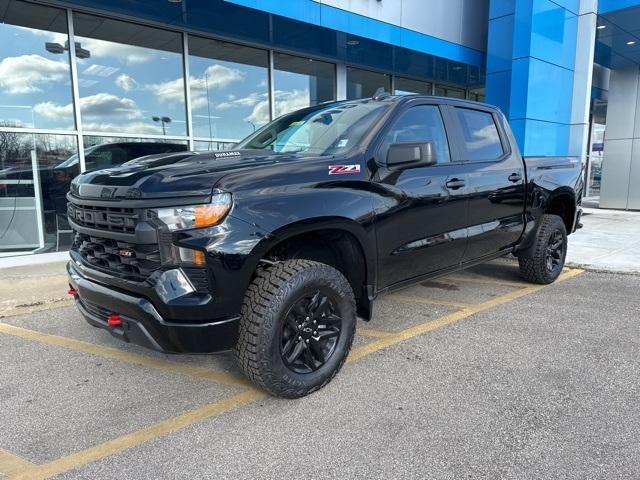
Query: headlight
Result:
<box><xmin>153</xmin><ymin>193</ymin><xmax>232</xmax><ymax>231</ymax></box>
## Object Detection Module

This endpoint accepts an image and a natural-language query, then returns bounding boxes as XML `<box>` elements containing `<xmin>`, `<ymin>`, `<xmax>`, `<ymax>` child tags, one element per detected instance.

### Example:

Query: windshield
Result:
<box><xmin>54</xmin><ymin>145</ymin><xmax>99</xmax><ymax>169</ymax></box>
<box><xmin>235</xmin><ymin>100</ymin><xmax>389</xmax><ymax>156</ymax></box>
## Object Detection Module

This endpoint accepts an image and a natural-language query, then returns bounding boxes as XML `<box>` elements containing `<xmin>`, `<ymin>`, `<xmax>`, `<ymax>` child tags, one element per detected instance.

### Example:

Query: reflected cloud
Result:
<box><xmin>0</xmin><ymin>54</ymin><xmax>69</xmax><ymax>94</ymax></box>
<box><xmin>35</xmin><ymin>93</ymin><xmax>142</xmax><ymax>120</ymax></box>
<box><xmin>246</xmin><ymin>89</ymin><xmax>310</xmax><ymax>124</ymax></box>
<box><xmin>115</xmin><ymin>73</ymin><xmax>137</xmax><ymax>92</ymax></box>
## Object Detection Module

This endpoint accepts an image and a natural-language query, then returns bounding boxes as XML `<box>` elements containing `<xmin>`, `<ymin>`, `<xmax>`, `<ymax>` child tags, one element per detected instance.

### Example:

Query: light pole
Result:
<box><xmin>246</xmin><ymin>120</ymin><xmax>256</xmax><ymax>133</ymax></box>
<box><xmin>152</xmin><ymin>116</ymin><xmax>171</xmax><ymax>136</ymax></box>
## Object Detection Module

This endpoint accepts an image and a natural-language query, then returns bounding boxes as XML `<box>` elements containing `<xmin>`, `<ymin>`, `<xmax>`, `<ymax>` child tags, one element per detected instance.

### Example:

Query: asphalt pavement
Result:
<box><xmin>0</xmin><ymin>259</ymin><xmax>639</xmax><ymax>479</ymax></box>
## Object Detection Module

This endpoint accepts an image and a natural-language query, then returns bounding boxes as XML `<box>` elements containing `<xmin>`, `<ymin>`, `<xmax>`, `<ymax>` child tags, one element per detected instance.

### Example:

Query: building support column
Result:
<box><xmin>486</xmin><ymin>0</ymin><xmax>597</xmax><ymax>159</ymax></box>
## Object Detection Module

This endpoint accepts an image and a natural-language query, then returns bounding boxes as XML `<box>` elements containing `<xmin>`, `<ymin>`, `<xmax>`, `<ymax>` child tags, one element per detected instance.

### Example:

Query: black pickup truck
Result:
<box><xmin>66</xmin><ymin>94</ymin><xmax>583</xmax><ymax>398</ymax></box>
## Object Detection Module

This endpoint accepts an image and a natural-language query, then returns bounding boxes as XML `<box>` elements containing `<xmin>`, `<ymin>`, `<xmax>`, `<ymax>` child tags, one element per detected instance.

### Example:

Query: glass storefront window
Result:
<box><xmin>194</xmin><ymin>140</ymin><xmax>236</xmax><ymax>151</ymax></box>
<box><xmin>82</xmin><ymin>136</ymin><xmax>188</xmax><ymax>170</ymax></box>
<box><xmin>0</xmin><ymin>133</ymin><xmax>78</xmax><ymax>253</ymax></box>
<box><xmin>468</xmin><ymin>87</ymin><xmax>486</xmax><ymax>102</ymax></box>
<box><xmin>188</xmin><ymin>36</ymin><xmax>269</xmax><ymax>142</ymax></box>
<box><xmin>394</xmin><ymin>77</ymin><xmax>432</xmax><ymax>95</ymax></box>
<box><xmin>435</xmin><ymin>84</ymin><xmax>466</xmax><ymax>99</ymax></box>
<box><xmin>0</xmin><ymin>1</ymin><xmax>74</xmax><ymax>130</ymax></box>
<box><xmin>347</xmin><ymin>67</ymin><xmax>391</xmax><ymax>99</ymax></box>
<box><xmin>72</xmin><ymin>14</ymin><xmax>187</xmax><ymax>136</ymax></box>
<box><xmin>273</xmin><ymin>53</ymin><xmax>335</xmax><ymax>117</ymax></box>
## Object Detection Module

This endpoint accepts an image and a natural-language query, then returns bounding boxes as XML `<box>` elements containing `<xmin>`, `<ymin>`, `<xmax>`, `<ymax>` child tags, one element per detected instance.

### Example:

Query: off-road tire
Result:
<box><xmin>234</xmin><ymin>259</ymin><xmax>356</xmax><ymax>398</ymax></box>
<box><xmin>518</xmin><ymin>214</ymin><xmax>567</xmax><ymax>284</ymax></box>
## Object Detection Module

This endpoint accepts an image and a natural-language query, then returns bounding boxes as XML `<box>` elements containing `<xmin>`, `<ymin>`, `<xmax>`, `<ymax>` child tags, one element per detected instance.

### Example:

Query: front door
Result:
<box><xmin>374</xmin><ymin>103</ymin><xmax>470</xmax><ymax>289</ymax></box>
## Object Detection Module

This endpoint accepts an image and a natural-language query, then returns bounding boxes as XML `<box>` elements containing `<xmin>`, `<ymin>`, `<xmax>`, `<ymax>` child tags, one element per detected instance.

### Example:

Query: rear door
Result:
<box><xmin>374</xmin><ymin>101</ymin><xmax>470</xmax><ymax>288</ymax></box>
<box><xmin>447</xmin><ymin>106</ymin><xmax>526</xmax><ymax>262</ymax></box>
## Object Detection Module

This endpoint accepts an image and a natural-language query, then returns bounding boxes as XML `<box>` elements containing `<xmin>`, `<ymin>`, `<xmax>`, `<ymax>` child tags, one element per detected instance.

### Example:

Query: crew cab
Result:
<box><xmin>66</xmin><ymin>94</ymin><xmax>583</xmax><ymax>398</ymax></box>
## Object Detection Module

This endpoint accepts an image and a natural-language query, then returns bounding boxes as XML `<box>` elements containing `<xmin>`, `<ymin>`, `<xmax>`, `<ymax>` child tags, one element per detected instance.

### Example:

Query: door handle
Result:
<box><xmin>445</xmin><ymin>178</ymin><xmax>466</xmax><ymax>190</ymax></box>
<box><xmin>508</xmin><ymin>173</ymin><xmax>522</xmax><ymax>183</ymax></box>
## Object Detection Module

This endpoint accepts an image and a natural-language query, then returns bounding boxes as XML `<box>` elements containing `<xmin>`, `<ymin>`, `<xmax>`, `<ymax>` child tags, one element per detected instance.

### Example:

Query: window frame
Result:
<box><xmin>373</xmin><ymin>99</ymin><xmax>455</xmax><ymax>168</ymax></box>
<box><xmin>446</xmin><ymin>105</ymin><xmax>511</xmax><ymax>164</ymax></box>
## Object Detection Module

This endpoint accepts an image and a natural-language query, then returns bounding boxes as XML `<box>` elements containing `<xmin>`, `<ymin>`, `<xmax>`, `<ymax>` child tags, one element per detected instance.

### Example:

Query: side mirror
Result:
<box><xmin>386</xmin><ymin>141</ymin><xmax>438</xmax><ymax>168</ymax></box>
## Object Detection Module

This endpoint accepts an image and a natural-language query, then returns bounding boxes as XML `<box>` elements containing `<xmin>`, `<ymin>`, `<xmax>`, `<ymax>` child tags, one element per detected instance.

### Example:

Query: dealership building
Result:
<box><xmin>0</xmin><ymin>0</ymin><xmax>639</xmax><ymax>259</ymax></box>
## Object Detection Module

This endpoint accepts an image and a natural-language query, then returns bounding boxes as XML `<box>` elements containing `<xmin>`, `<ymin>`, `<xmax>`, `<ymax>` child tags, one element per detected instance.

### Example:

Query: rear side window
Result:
<box><xmin>384</xmin><ymin>105</ymin><xmax>450</xmax><ymax>163</ymax></box>
<box><xmin>454</xmin><ymin>108</ymin><xmax>504</xmax><ymax>161</ymax></box>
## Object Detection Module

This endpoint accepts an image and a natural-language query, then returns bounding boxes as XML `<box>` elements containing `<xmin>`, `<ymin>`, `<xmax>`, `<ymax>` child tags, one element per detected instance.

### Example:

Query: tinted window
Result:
<box><xmin>384</xmin><ymin>105</ymin><xmax>450</xmax><ymax>164</ymax></box>
<box><xmin>455</xmin><ymin>108</ymin><xmax>504</xmax><ymax>161</ymax></box>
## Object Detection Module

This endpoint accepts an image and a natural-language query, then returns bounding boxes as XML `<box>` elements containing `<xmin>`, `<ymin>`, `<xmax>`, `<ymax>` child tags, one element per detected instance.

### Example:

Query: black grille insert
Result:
<box><xmin>74</xmin><ymin>233</ymin><xmax>160</xmax><ymax>280</ymax></box>
<box><xmin>68</xmin><ymin>202</ymin><xmax>137</xmax><ymax>233</ymax></box>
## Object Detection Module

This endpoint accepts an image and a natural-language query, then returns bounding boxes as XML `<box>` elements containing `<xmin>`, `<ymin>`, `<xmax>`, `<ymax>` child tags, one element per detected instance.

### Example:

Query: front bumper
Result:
<box><xmin>67</xmin><ymin>261</ymin><xmax>239</xmax><ymax>353</ymax></box>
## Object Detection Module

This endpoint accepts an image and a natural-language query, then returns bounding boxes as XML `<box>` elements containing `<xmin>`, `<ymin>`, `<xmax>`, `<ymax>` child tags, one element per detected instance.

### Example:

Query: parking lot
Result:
<box><xmin>1</xmin><ymin>258</ymin><xmax>639</xmax><ymax>479</ymax></box>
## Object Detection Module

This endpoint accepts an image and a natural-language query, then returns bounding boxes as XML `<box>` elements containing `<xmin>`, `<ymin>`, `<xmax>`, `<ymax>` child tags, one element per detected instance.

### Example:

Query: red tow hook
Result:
<box><xmin>107</xmin><ymin>313</ymin><xmax>123</xmax><ymax>327</ymax></box>
<box><xmin>67</xmin><ymin>288</ymin><xmax>78</xmax><ymax>296</ymax></box>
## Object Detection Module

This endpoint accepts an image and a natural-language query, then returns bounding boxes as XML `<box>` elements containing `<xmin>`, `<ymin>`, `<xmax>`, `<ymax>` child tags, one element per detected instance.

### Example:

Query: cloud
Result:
<box><xmin>144</xmin><ymin>77</ymin><xmax>185</xmax><ymax>105</ymax></box>
<box><xmin>115</xmin><ymin>73</ymin><xmax>138</xmax><ymax>92</ymax></box>
<box><xmin>190</xmin><ymin>64</ymin><xmax>246</xmax><ymax>109</ymax></box>
<box><xmin>215</xmin><ymin>92</ymin><xmax>264</xmax><ymax>111</ymax></box>
<box><xmin>34</xmin><ymin>93</ymin><xmax>142</xmax><ymax>120</ymax></box>
<box><xmin>78</xmin><ymin>38</ymin><xmax>156</xmax><ymax>65</ymax></box>
<box><xmin>0</xmin><ymin>54</ymin><xmax>69</xmax><ymax>94</ymax></box>
<box><xmin>245</xmin><ymin>89</ymin><xmax>310</xmax><ymax>125</ymax></box>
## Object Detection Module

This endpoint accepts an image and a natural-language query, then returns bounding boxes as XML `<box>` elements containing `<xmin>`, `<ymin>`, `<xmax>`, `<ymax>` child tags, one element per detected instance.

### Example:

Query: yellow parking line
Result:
<box><xmin>0</xmin><ymin>449</ymin><xmax>35</xmax><ymax>478</ymax></box>
<box><xmin>386</xmin><ymin>294</ymin><xmax>470</xmax><ymax>309</ymax></box>
<box><xmin>4</xmin><ymin>268</ymin><xmax>584</xmax><ymax>479</ymax></box>
<box><xmin>0</xmin><ymin>323</ymin><xmax>250</xmax><ymax>388</ymax></box>
<box><xmin>348</xmin><ymin>269</ymin><xmax>584</xmax><ymax>362</ymax></box>
<box><xmin>10</xmin><ymin>389</ymin><xmax>265</xmax><ymax>480</ymax></box>
<box><xmin>442</xmin><ymin>275</ymin><xmax>529</xmax><ymax>288</ymax></box>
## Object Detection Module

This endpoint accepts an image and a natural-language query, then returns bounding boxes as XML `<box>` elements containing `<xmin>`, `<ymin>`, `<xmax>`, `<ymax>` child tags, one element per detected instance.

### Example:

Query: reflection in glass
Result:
<box><xmin>73</xmin><ymin>14</ymin><xmax>187</xmax><ymax>136</ymax></box>
<box><xmin>435</xmin><ymin>84</ymin><xmax>466</xmax><ymax>99</ymax></box>
<box><xmin>468</xmin><ymin>87</ymin><xmax>486</xmax><ymax>102</ymax></box>
<box><xmin>0</xmin><ymin>133</ymin><xmax>77</xmax><ymax>252</ymax></box>
<box><xmin>273</xmin><ymin>53</ymin><xmax>335</xmax><ymax>117</ymax></box>
<box><xmin>455</xmin><ymin>108</ymin><xmax>504</xmax><ymax>161</ymax></box>
<box><xmin>188</xmin><ymin>36</ymin><xmax>269</xmax><ymax>142</ymax></box>
<box><xmin>82</xmin><ymin>136</ymin><xmax>188</xmax><ymax>170</ymax></box>
<box><xmin>0</xmin><ymin>0</ymin><xmax>74</xmax><ymax>130</ymax></box>
<box><xmin>394</xmin><ymin>77</ymin><xmax>432</xmax><ymax>96</ymax></box>
<box><xmin>194</xmin><ymin>140</ymin><xmax>236</xmax><ymax>152</ymax></box>
<box><xmin>237</xmin><ymin>100</ymin><xmax>388</xmax><ymax>156</ymax></box>
<box><xmin>347</xmin><ymin>67</ymin><xmax>391</xmax><ymax>100</ymax></box>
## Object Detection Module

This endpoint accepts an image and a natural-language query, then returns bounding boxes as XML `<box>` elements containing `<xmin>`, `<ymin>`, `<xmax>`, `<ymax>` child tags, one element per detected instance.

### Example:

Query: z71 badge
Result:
<box><xmin>328</xmin><ymin>164</ymin><xmax>361</xmax><ymax>175</ymax></box>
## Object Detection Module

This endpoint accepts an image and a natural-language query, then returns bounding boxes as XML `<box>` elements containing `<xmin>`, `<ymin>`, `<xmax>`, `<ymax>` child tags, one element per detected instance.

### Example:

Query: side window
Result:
<box><xmin>384</xmin><ymin>105</ymin><xmax>450</xmax><ymax>164</ymax></box>
<box><xmin>454</xmin><ymin>108</ymin><xmax>504</xmax><ymax>161</ymax></box>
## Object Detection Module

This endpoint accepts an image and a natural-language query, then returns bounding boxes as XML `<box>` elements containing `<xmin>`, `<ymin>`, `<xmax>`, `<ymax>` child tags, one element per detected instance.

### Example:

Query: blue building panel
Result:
<box><xmin>487</xmin><ymin>13</ymin><xmax>515</xmax><ymax>73</ymax></box>
<box><xmin>510</xmin><ymin>57</ymin><xmax>574</xmax><ymax>124</ymax></box>
<box><xmin>487</xmin><ymin>0</ymin><xmax>581</xmax><ymax>157</ymax></box>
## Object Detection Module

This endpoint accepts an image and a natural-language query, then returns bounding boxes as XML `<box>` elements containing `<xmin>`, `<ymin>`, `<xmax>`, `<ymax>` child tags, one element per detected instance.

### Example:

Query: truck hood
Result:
<box><xmin>70</xmin><ymin>150</ymin><xmax>292</xmax><ymax>200</ymax></box>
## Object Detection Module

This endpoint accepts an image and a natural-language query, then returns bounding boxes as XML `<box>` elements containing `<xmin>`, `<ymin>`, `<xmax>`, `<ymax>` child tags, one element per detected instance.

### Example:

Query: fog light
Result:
<box><xmin>155</xmin><ymin>268</ymin><xmax>196</xmax><ymax>303</ymax></box>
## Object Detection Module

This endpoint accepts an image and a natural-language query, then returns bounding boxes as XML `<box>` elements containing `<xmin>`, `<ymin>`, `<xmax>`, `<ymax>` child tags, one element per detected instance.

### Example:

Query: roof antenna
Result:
<box><xmin>372</xmin><ymin>87</ymin><xmax>391</xmax><ymax>100</ymax></box>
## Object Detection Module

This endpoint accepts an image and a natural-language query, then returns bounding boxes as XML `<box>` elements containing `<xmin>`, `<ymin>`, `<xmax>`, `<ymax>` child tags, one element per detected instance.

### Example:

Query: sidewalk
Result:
<box><xmin>566</xmin><ymin>207</ymin><xmax>640</xmax><ymax>274</ymax></box>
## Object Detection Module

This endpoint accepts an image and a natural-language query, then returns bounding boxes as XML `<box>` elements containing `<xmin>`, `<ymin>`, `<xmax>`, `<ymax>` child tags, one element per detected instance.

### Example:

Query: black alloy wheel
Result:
<box><xmin>280</xmin><ymin>290</ymin><xmax>342</xmax><ymax>374</ymax></box>
<box><xmin>545</xmin><ymin>229</ymin><xmax>564</xmax><ymax>272</ymax></box>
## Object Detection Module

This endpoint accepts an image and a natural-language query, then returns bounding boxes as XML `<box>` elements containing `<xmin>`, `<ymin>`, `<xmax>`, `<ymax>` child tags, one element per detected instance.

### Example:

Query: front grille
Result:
<box><xmin>74</xmin><ymin>232</ymin><xmax>161</xmax><ymax>281</ymax></box>
<box><xmin>68</xmin><ymin>202</ymin><xmax>138</xmax><ymax>233</ymax></box>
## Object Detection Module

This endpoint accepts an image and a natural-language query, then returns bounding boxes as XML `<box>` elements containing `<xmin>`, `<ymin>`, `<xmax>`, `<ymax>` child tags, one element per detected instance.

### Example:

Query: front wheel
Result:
<box><xmin>518</xmin><ymin>214</ymin><xmax>568</xmax><ymax>284</ymax></box>
<box><xmin>234</xmin><ymin>259</ymin><xmax>356</xmax><ymax>398</ymax></box>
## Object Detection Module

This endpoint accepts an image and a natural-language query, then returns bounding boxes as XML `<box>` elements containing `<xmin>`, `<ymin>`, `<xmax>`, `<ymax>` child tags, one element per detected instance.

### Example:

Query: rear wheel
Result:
<box><xmin>518</xmin><ymin>214</ymin><xmax>567</xmax><ymax>284</ymax></box>
<box><xmin>234</xmin><ymin>259</ymin><xmax>356</xmax><ymax>398</ymax></box>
